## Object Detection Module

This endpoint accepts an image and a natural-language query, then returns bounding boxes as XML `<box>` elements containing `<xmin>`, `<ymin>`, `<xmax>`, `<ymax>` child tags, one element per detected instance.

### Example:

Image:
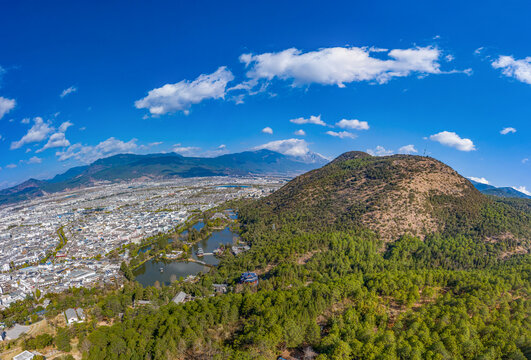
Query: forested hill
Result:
<box><xmin>0</xmin><ymin>149</ymin><xmax>327</xmax><ymax>205</ymax></box>
<box><xmin>246</xmin><ymin>151</ymin><xmax>531</xmax><ymax>243</ymax></box>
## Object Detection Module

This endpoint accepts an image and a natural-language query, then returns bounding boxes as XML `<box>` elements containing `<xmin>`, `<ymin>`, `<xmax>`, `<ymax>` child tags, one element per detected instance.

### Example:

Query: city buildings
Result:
<box><xmin>0</xmin><ymin>176</ymin><xmax>282</xmax><ymax>309</ymax></box>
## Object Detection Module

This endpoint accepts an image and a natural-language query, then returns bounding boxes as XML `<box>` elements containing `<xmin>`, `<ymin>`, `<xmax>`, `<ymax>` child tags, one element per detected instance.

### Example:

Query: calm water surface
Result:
<box><xmin>134</xmin><ymin>224</ymin><xmax>239</xmax><ymax>287</ymax></box>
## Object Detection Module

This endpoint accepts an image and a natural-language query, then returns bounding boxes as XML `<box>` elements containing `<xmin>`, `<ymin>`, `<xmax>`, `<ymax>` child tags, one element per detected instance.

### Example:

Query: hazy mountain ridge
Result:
<box><xmin>0</xmin><ymin>150</ymin><xmax>327</xmax><ymax>206</ymax></box>
<box><xmin>469</xmin><ymin>179</ymin><xmax>531</xmax><ymax>199</ymax></box>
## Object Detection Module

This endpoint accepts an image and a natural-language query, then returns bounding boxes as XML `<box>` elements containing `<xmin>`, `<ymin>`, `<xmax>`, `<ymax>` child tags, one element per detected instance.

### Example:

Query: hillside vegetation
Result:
<box><xmin>250</xmin><ymin>151</ymin><xmax>530</xmax><ymax>243</ymax></box>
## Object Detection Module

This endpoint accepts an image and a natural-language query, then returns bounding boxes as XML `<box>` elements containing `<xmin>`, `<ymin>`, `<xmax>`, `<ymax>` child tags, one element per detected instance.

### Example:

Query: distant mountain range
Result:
<box><xmin>0</xmin><ymin>150</ymin><xmax>329</xmax><ymax>206</ymax></box>
<box><xmin>2</xmin><ymin>149</ymin><xmax>527</xmax><ymax>207</ymax></box>
<box><xmin>469</xmin><ymin>180</ymin><xmax>531</xmax><ymax>199</ymax></box>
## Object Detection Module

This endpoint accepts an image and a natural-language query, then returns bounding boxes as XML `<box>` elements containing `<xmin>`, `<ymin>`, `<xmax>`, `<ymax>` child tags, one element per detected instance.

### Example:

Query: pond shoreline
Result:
<box><xmin>133</xmin><ymin>220</ymin><xmax>239</xmax><ymax>287</ymax></box>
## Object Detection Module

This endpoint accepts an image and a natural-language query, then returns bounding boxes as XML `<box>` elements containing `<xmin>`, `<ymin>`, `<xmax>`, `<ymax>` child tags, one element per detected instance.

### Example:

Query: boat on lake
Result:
<box><xmin>196</xmin><ymin>247</ymin><xmax>204</xmax><ymax>257</ymax></box>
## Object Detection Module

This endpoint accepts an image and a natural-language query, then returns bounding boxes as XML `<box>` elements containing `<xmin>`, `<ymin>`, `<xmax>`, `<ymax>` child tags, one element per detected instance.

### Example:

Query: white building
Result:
<box><xmin>13</xmin><ymin>350</ymin><xmax>36</xmax><ymax>360</ymax></box>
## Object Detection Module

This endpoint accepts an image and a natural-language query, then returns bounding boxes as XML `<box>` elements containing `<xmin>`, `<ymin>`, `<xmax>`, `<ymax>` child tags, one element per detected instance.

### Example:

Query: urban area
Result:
<box><xmin>0</xmin><ymin>176</ymin><xmax>282</xmax><ymax>311</ymax></box>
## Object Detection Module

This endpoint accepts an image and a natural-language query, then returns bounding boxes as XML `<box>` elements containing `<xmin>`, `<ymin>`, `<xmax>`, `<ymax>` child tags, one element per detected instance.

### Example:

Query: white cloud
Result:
<box><xmin>37</xmin><ymin>132</ymin><xmax>70</xmax><ymax>153</ymax></box>
<box><xmin>492</xmin><ymin>55</ymin><xmax>531</xmax><ymax>85</ymax></box>
<box><xmin>0</xmin><ymin>97</ymin><xmax>16</xmax><ymax>120</ymax></box>
<box><xmin>26</xmin><ymin>156</ymin><xmax>42</xmax><ymax>164</ymax></box>
<box><xmin>294</xmin><ymin>129</ymin><xmax>306</xmax><ymax>136</ymax></box>
<box><xmin>240</xmin><ymin>46</ymin><xmax>448</xmax><ymax>88</ymax></box>
<box><xmin>429</xmin><ymin>131</ymin><xmax>476</xmax><ymax>151</ymax></box>
<box><xmin>58</xmin><ymin>121</ymin><xmax>73</xmax><ymax>132</ymax></box>
<box><xmin>231</xmin><ymin>94</ymin><xmax>245</xmax><ymax>105</ymax></box>
<box><xmin>254</xmin><ymin>138</ymin><xmax>309</xmax><ymax>157</ymax></box>
<box><xmin>326</xmin><ymin>130</ymin><xmax>357</xmax><ymax>139</ymax></box>
<box><xmin>468</xmin><ymin>176</ymin><xmax>489</xmax><ymax>184</ymax></box>
<box><xmin>172</xmin><ymin>144</ymin><xmax>201</xmax><ymax>156</ymax></box>
<box><xmin>60</xmin><ymin>86</ymin><xmax>77</xmax><ymax>98</ymax></box>
<box><xmin>474</xmin><ymin>47</ymin><xmax>484</xmax><ymax>55</ymax></box>
<box><xmin>289</xmin><ymin>115</ymin><xmax>326</xmax><ymax>126</ymax></box>
<box><xmin>367</xmin><ymin>145</ymin><xmax>393</xmax><ymax>156</ymax></box>
<box><xmin>56</xmin><ymin>137</ymin><xmax>138</xmax><ymax>163</ymax></box>
<box><xmin>398</xmin><ymin>144</ymin><xmax>418</xmax><ymax>154</ymax></box>
<box><xmin>6</xmin><ymin>164</ymin><xmax>17</xmax><ymax>169</ymax></box>
<box><xmin>522</xmin><ymin>158</ymin><xmax>529</xmax><ymax>164</ymax></box>
<box><xmin>500</xmin><ymin>127</ymin><xmax>516</xmax><ymax>135</ymax></box>
<box><xmin>513</xmin><ymin>186</ymin><xmax>531</xmax><ymax>196</ymax></box>
<box><xmin>135</xmin><ymin>67</ymin><xmax>234</xmax><ymax>115</ymax></box>
<box><xmin>262</xmin><ymin>126</ymin><xmax>273</xmax><ymax>134</ymax></box>
<box><xmin>336</xmin><ymin>119</ymin><xmax>369</xmax><ymax>130</ymax></box>
<box><xmin>36</xmin><ymin>121</ymin><xmax>73</xmax><ymax>153</ymax></box>
<box><xmin>201</xmin><ymin>144</ymin><xmax>229</xmax><ymax>158</ymax></box>
<box><xmin>445</xmin><ymin>54</ymin><xmax>455</xmax><ymax>62</ymax></box>
<box><xmin>149</xmin><ymin>141</ymin><xmax>163</xmax><ymax>147</ymax></box>
<box><xmin>21</xmin><ymin>117</ymin><xmax>30</xmax><ymax>124</ymax></box>
<box><xmin>11</xmin><ymin>117</ymin><xmax>53</xmax><ymax>150</ymax></box>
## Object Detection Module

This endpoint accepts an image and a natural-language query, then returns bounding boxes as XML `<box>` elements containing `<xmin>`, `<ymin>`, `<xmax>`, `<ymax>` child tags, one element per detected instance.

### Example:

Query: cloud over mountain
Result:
<box><xmin>254</xmin><ymin>138</ymin><xmax>310</xmax><ymax>157</ymax></box>
<box><xmin>261</xmin><ymin>127</ymin><xmax>273</xmax><ymax>134</ymax></box>
<box><xmin>10</xmin><ymin>117</ymin><xmax>53</xmax><ymax>150</ymax></box>
<box><xmin>135</xmin><ymin>67</ymin><xmax>234</xmax><ymax>115</ymax></box>
<box><xmin>429</xmin><ymin>131</ymin><xmax>476</xmax><ymax>151</ymax></box>
<box><xmin>367</xmin><ymin>145</ymin><xmax>393</xmax><ymax>156</ymax></box>
<box><xmin>469</xmin><ymin>176</ymin><xmax>489</xmax><ymax>184</ymax></box>
<box><xmin>398</xmin><ymin>144</ymin><xmax>418</xmax><ymax>154</ymax></box>
<box><xmin>56</xmin><ymin>137</ymin><xmax>138</xmax><ymax>163</ymax></box>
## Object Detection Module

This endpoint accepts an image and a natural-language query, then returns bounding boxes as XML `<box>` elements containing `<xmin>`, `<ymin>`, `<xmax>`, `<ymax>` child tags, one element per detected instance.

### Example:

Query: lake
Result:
<box><xmin>226</xmin><ymin>209</ymin><xmax>237</xmax><ymax>220</ymax></box>
<box><xmin>133</xmin><ymin>224</ymin><xmax>239</xmax><ymax>287</ymax></box>
<box><xmin>133</xmin><ymin>259</ymin><xmax>208</xmax><ymax>287</ymax></box>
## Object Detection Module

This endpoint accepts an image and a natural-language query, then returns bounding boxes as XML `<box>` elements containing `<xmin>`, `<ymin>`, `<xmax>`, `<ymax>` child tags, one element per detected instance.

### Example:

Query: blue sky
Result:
<box><xmin>0</xmin><ymin>0</ymin><xmax>529</xmax><ymax>193</ymax></box>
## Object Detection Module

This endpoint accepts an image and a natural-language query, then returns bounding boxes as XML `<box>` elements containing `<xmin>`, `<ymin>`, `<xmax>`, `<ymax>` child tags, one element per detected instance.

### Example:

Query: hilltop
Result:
<box><xmin>246</xmin><ymin>151</ymin><xmax>531</xmax><ymax>242</ymax></box>
<box><xmin>0</xmin><ymin>150</ymin><xmax>328</xmax><ymax>206</ymax></box>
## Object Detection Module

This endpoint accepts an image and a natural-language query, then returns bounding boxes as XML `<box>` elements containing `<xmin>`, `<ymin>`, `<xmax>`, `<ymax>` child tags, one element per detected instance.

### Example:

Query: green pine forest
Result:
<box><xmin>87</xmin><ymin>193</ymin><xmax>529</xmax><ymax>359</ymax></box>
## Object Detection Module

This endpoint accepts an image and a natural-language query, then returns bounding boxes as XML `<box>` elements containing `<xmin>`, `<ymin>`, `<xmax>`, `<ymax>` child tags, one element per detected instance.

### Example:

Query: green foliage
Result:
<box><xmin>57</xmin><ymin>355</ymin><xmax>75</xmax><ymax>360</ymax></box>
<box><xmin>55</xmin><ymin>327</ymin><xmax>72</xmax><ymax>352</ymax></box>
<box><xmin>81</xmin><ymin>212</ymin><xmax>530</xmax><ymax>359</ymax></box>
<box><xmin>23</xmin><ymin>333</ymin><xmax>53</xmax><ymax>350</ymax></box>
<box><xmin>120</xmin><ymin>261</ymin><xmax>134</xmax><ymax>282</ymax></box>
